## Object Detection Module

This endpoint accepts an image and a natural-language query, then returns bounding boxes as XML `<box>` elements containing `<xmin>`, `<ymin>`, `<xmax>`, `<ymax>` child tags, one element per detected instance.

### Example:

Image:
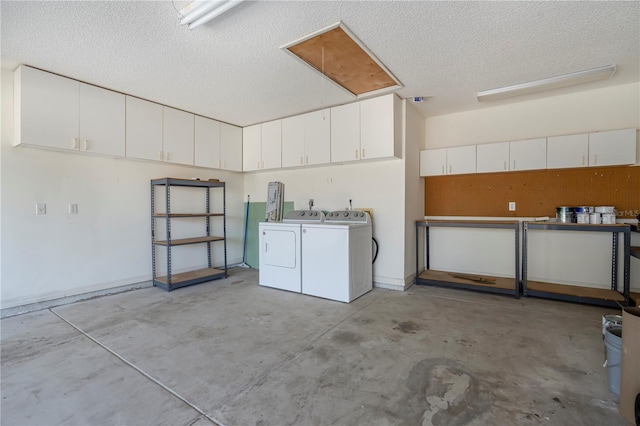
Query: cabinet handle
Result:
<box><xmin>217</xmin><ymin>160</ymin><xmax>221</xmax><ymax>168</ymax></box>
<box><xmin>355</xmin><ymin>150</ymin><xmax>358</xmax><ymax>159</ymax></box>
<box><xmin>300</xmin><ymin>156</ymin><xmax>303</xmax><ymax>165</ymax></box>
<box><xmin>72</xmin><ymin>138</ymin><xmax>79</xmax><ymax>150</ymax></box>
<box><xmin>582</xmin><ymin>155</ymin><xmax>585</xmax><ymax>166</ymax></box>
<box><xmin>504</xmin><ymin>160</ymin><xmax>507</xmax><ymax>170</ymax></box>
<box><xmin>449</xmin><ymin>165</ymin><xmax>452</xmax><ymax>173</ymax></box>
<box><xmin>441</xmin><ymin>165</ymin><xmax>444</xmax><ymax>174</ymax></box>
<box><xmin>264</xmin><ymin>242</ymin><xmax>268</xmax><ymax>252</ymax></box>
<box><xmin>305</xmin><ymin>155</ymin><xmax>309</xmax><ymax>164</ymax></box>
<box><xmin>362</xmin><ymin>149</ymin><xmax>366</xmax><ymax>159</ymax></box>
<box><xmin>81</xmin><ymin>140</ymin><xmax>88</xmax><ymax>151</ymax></box>
<box><xmin>164</xmin><ymin>152</ymin><xmax>170</xmax><ymax>161</ymax></box>
<box><xmin>592</xmin><ymin>154</ymin><xmax>597</xmax><ymax>165</ymax></box>
<box><xmin>261</xmin><ymin>161</ymin><xmax>264</xmax><ymax>169</ymax></box>
<box><xmin>221</xmin><ymin>160</ymin><xmax>225</xmax><ymax>168</ymax></box>
<box><xmin>158</xmin><ymin>150</ymin><xmax>163</xmax><ymax>161</ymax></box>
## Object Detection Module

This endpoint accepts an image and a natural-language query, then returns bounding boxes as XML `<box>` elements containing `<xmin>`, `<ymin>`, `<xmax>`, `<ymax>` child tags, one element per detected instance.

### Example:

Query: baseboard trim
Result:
<box><xmin>1</xmin><ymin>280</ymin><xmax>153</xmax><ymax>319</ymax></box>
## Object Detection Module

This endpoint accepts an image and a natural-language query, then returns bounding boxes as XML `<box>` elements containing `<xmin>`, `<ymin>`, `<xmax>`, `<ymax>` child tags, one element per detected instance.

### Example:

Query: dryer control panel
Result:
<box><xmin>283</xmin><ymin>210</ymin><xmax>325</xmax><ymax>222</ymax></box>
<box><xmin>326</xmin><ymin>210</ymin><xmax>371</xmax><ymax>224</ymax></box>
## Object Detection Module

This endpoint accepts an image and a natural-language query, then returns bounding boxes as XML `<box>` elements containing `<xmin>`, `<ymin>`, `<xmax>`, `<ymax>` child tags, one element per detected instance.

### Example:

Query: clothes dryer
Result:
<box><xmin>258</xmin><ymin>210</ymin><xmax>324</xmax><ymax>293</ymax></box>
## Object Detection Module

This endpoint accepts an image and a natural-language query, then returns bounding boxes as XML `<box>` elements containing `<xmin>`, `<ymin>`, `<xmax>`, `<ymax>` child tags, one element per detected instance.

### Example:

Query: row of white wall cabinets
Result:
<box><xmin>13</xmin><ymin>65</ymin><xmax>243</xmax><ymax>171</ymax></box>
<box><xmin>242</xmin><ymin>94</ymin><xmax>402</xmax><ymax>172</ymax></box>
<box><xmin>420</xmin><ymin>128</ymin><xmax>637</xmax><ymax>176</ymax></box>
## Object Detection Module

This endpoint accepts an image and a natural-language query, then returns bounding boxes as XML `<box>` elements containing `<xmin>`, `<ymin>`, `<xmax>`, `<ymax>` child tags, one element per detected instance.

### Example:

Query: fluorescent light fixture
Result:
<box><xmin>179</xmin><ymin>0</ymin><xmax>244</xmax><ymax>30</ymax></box>
<box><xmin>477</xmin><ymin>65</ymin><xmax>616</xmax><ymax>102</ymax></box>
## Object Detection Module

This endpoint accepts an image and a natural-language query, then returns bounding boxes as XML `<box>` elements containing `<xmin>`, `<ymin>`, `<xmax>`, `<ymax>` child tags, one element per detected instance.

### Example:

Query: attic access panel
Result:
<box><xmin>281</xmin><ymin>22</ymin><xmax>402</xmax><ymax>97</ymax></box>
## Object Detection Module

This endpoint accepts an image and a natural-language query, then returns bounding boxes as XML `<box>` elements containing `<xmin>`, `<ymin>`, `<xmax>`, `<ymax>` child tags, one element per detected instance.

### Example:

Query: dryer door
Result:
<box><xmin>259</xmin><ymin>225</ymin><xmax>301</xmax><ymax>293</ymax></box>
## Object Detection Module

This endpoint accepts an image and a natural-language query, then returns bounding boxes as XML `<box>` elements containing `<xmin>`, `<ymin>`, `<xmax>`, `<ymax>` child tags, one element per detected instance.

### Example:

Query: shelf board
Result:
<box><xmin>154</xmin><ymin>268</ymin><xmax>225</xmax><ymax>285</ymax></box>
<box><xmin>153</xmin><ymin>213</ymin><xmax>224</xmax><ymax>218</ymax></box>
<box><xmin>151</xmin><ymin>177</ymin><xmax>225</xmax><ymax>188</ymax></box>
<box><xmin>418</xmin><ymin>269</ymin><xmax>515</xmax><ymax>291</ymax></box>
<box><xmin>154</xmin><ymin>236</ymin><xmax>224</xmax><ymax>246</ymax></box>
<box><xmin>526</xmin><ymin>280</ymin><xmax>625</xmax><ymax>302</ymax></box>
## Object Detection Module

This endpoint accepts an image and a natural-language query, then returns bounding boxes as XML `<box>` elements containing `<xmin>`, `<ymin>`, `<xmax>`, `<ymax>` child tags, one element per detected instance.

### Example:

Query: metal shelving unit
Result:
<box><xmin>415</xmin><ymin>220</ymin><xmax>520</xmax><ymax>298</ymax></box>
<box><xmin>522</xmin><ymin>221</ymin><xmax>632</xmax><ymax>307</ymax></box>
<box><xmin>151</xmin><ymin>178</ymin><xmax>227</xmax><ymax>291</ymax></box>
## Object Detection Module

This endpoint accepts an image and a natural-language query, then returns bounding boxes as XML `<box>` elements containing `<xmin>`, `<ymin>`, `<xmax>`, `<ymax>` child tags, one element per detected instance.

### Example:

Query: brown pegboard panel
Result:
<box><xmin>424</xmin><ymin>166</ymin><xmax>639</xmax><ymax>218</ymax></box>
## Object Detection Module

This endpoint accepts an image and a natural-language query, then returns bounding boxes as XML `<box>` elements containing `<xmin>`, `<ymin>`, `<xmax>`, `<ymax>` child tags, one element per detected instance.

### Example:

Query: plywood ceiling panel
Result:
<box><xmin>285</xmin><ymin>25</ymin><xmax>400</xmax><ymax>96</ymax></box>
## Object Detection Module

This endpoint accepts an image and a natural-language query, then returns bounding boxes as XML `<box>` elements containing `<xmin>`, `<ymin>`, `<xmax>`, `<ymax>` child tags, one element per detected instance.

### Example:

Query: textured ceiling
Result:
<box><xmin>1</xmin><ymin>1</ymin><xmax>638</xmax><ymax>127</ymax></box>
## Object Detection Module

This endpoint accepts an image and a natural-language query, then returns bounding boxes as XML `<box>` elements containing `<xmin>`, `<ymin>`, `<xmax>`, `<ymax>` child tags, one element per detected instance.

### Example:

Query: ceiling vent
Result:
<box><xmin>281</xmin><ymin>22</ymin><xmax>402</xmax><ymax>98</ymax></box>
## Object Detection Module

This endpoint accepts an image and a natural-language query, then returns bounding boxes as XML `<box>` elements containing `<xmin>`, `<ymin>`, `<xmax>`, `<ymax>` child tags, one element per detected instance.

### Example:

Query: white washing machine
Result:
<box><xmin>258</xmin><ymin>210</ymin><xmax>324</xmax><ymax>293</ymax></box>
<box><xmin>301</xmin><ymin>211</ymin><xmax>372</xmax><ymax>302</ymax></box>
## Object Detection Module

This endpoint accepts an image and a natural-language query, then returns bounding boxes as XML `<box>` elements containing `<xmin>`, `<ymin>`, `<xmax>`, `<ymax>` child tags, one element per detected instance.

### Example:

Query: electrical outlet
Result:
<box><xmin>68</xmin><ymin>203</ymin><xmax>78</xmax><ymax>214</ymax></box>
<box><xmin>36</xmin><ymin>203</ymin><xmax>46</xmax><ymax>215</ymax></box>
<box><xmin>508</xmin><ymin>202</ymin><xmax>516</xmax><ymax>212</ymax></box>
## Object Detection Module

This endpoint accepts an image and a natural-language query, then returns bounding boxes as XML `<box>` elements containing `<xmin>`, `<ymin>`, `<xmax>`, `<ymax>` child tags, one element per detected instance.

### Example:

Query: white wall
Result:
<box><xmin>425</xmin><ymin>82</ymin><xmax>640</xmax><ymax>156</ymax></box>
<box><xmin>0</xmin><ymin>69</ymin><xmax>245</xmax><ymax>309</ymax></box>
<box><xmin>423</xmin><ymin>83</ymin><xmax>640</xmax><ymax>291</ymax></box>
<box><xmin>403</xmin><ymin>101</ymin><xmax>425</xmax><ymax>284</ymax></box>
<box><xmin>243</xmin><ymin>158</ymin><xmax>407</xmax><ymax>290</ymax></box>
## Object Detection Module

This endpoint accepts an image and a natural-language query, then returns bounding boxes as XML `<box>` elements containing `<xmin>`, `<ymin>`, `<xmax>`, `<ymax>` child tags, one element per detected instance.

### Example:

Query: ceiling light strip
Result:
<box><xmin>477</xmin><ymin>65</ymin><xmax>616</xmax><ymax>102</ymax></box>
<box><xmin>180</xmin><ymin>0</ymin><xmax>244</xmax><ymax>29</ymax></box>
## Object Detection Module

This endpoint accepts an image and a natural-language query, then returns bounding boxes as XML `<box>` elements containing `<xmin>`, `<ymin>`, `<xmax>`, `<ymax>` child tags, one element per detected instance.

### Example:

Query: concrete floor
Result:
<box><xmin>1</xmin><ymin>268</ymin><xmax>627</xmax><ymax>426</ymax></box>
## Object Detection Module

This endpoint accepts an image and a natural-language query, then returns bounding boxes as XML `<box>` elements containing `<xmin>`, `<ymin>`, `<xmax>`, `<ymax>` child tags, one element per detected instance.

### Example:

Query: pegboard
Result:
<box><xmin>424</xmin><ymin>166</ymin><xmax>639</xmax><ymax>218</ymax></box>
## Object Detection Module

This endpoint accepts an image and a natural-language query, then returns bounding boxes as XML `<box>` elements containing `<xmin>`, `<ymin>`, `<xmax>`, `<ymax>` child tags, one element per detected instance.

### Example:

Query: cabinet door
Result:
<box><xmin>163</xmin><ymin>107</ymin><xmax>194</xmax><ymax>165</ymax></box>
<box><xmin>281</xmin><ymin>114</ymin><xmax>305</xmax><ymax>167</ymax></box>
<box><xmin>447</xmin><ymin>145</ymin><xmax>476</xmax><ymax>174</ymax></box>
<box><xmin>509</xmin><ymin>138</ymin><xmax>546</xmax><ymax>171</ymax></box>
<box><xmin>15</xmin><ymin>65</ymin><xmax>79</xmax><ymax>150</ymax></box>
<box><xmin>242</xmin><ymin>124</ymin><xmax>262</xmax><ymax>171</ymax></box>
<box><xmin>360</xmin><ymin>94</ymin><xmax>400</xmax><ymax>160</ymax></box>
<box><xmin>331</xmin><ymin>102</ymin><xmax>360</xmax><ymax>163</ymax></box>
<box><xmin>261</xmin><ymin>120</ymin><xmax>282</xmax><ymax>170</ymax></box>
<box><xmin>476</xmin><ymin>142</ymin><xmax>509</xmax><ymax>173</ymax></box>
<box><xmin>220</xmin><ymin>123</ymin><xmax>243</xmax><ymax>171</ymax></box>
<box><xmin>194</xmin><ymin>116</ymin><xmax>221</xmax><ymax>169</ymax></box>
<box><xmin>588</xmin><ymin>128</ymin><xmax>636</xmax><ymax>167</ymax></box>
<box><xmin>79</xmin><ymin>83</ymin><xmax>125</xmax><ymax>157</ymax></box>
<box><xmin>547</xmin><ymin>133</ymin><xmax>588</xmax><ymax>169</ymax></box>
<box><xmin>125</xmin><ymin>96</ymin><xmax>163</xmax><ymax>161</ymax></box>
<box><xmin>304</xmin><ymin>109</ymin><xmax>330</xmax><ymax>166</ymax></box>
<box><xmin>419</xmin><ymin>149</ymin><xmax>447</xmax><ymax>176</ymax></box>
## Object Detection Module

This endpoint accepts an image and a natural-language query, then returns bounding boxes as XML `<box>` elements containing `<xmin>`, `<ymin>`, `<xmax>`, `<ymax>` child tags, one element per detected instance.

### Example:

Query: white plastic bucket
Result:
<box><xmin>604</xmin><ymin>327</ymin><xmax>622</xmax><ymax>396</ymax></box>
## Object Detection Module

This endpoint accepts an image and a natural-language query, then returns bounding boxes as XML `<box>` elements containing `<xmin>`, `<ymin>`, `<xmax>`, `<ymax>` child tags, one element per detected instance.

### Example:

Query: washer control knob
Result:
<box><xmin>344</xmin><ymin>212</ymin><xmax>349</xmax><ymax>217</ymax></box>
<box><xmin>300</xmin><ymin>211</ymin><xmax>305</xmax><ymax>216</ymax></box>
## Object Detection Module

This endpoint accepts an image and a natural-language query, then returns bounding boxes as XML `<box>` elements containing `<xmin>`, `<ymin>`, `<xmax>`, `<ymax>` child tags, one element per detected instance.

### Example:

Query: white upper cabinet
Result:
<box><xmin>447</xmin><ymin>145</ymin><xmax>476</xmax><ymax>175</ymax></box>
<box><xmin>419</xmin><ymin>148</ymin><xmax>447</xmax><ymax>176</ymax></box>
<box><xmin>261</xmin><ymin>120</ymin><xmax>282</xmax><ymax>170</ymax></box>
<box><xmin>547</xmin><ymin>133</ymin><xmax>589</xmax><ymax>169</ymax></box>
<box><xmin>331</xmin><ymin>102</ymin><xmax>360</xmax><ymax>163</ymax></box>
<box><xmin>163</xmin><ymin>107</ymin><xmax>194</xmax><ymax>166</ymax></box>
<box><xmin>420</xmin><ymin>146</ymin><xmax>476</xmax><ymax>176</ymax></box>
<box><xmin>194</xmin><ymin>116</ymin><xmax>221</xmax><ymax>169</ymax></box>
<box><xmin>14</xmin><ymin>65</ymin><xmax>79</xmax><ymax>150</ymax></box>
<box><xmin>303</xmin><ymin>109</ymin><xmax>331</xmax><ymax>166</ymax></box>
<box><xmin>282</xmin><ymin>114</ymin><xmax>306</xmax><ymax>167</ymax></box>
<box><xmin>476</xmin><ymin>142</ymin><xmax>509</xmax><ymax>173</ymax></box>
<box><xmin>509</xmin><ymin>137</ymin><xmax>546</xmax><ymax>171</ymax></box>
<box><xmin>79</xmin><ymin>83</ymin><xmax>125</xmax><ymax>156</ymax></box>
<box><xmin>195</xmin><ymin>118</ymin><xmax>242</xmax><ymax>171</ymax></box>
<box><xmin>360</xmin><ymin>94</ymin><xmax>402</xmax><ymax>160</ymax></box>
<box><xmin>220</xmin><ymin>123</ymin><xmax>242</xmax><ymax>171</ymax></box>
<box><xmin>14</xmin><ymin>66</ymin><xmax>125</xmax><ymax>156</ymax></box>
<box><xmin>242</xmin><ymin>124</ymin><xmax>262</xmax><ymax>171</ymax></box>
<box><xmin>242</xmin><ymin>120</ymin><xmax>281</xmax><ymax>171</ymax></box>
<box><xmin>125</xmin><ymin>96</ymin><xmax>163</xmax><ymax>161</ymax></box>
<box><xmin>588</xmin><ymin>128</ymin><xmax>636</xmax><ymax>167</ymax></box>
<box><xmin>282</xmin><ymin>109</ymin><xmax>330</xmax><ymax>168</ymax></box>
